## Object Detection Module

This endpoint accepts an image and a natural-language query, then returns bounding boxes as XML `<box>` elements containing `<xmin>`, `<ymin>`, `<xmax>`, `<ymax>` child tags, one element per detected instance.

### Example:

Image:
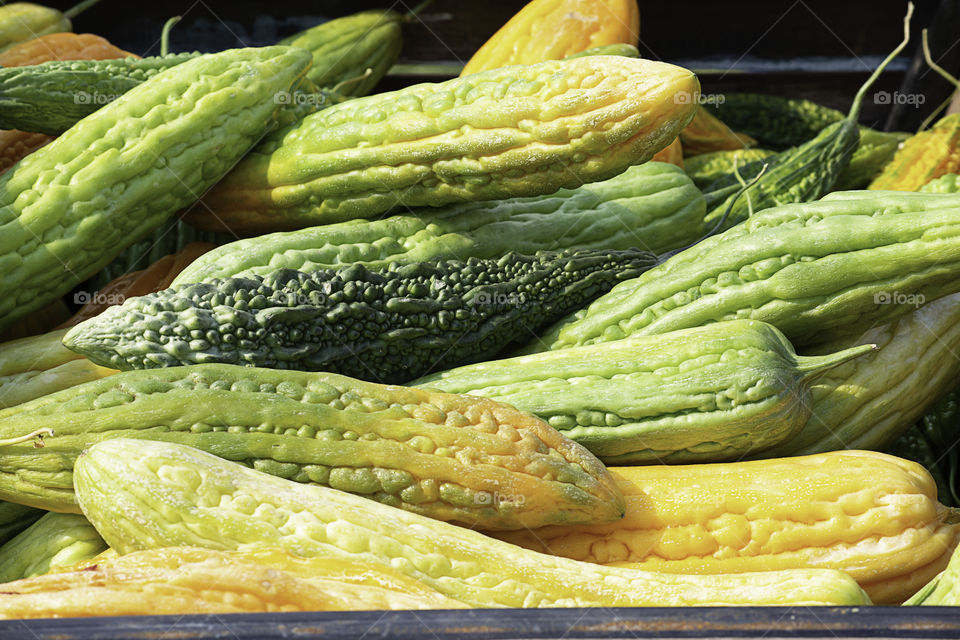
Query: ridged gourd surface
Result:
<box><xmin>173</xmin><ymin>162</ymin><xmax>704</xmax><ymax>284</ymax></box>
<box><xmin>64</xmin><ymin>249</ymin><xmax>658</xmax><ymax>383</ymax></box>
<box><xmin>530</xmin><ymin>192</ymin><xmax>960</xmax><ymax>351</ymax></box>
<box><xmin>72</xmin><ymin>438</ymin><xmax>873</xmax><ymax>607</ymax></box>
<box><xmin>195</xmin><ymin>55</ymin><xmax>699</xmax><ymax>232</ymax></box>
<box><xmin>492</xmin><ymin>451</ymin><xmax>960</xmax><ymax>605</ymax></box>
<box><xmin>0</xmin><ymin>364</ymin><xmax>623</xmax><ymax>530</ymax></box>
<box><xmin>0</xmin><ymin>46</ymin><xmax>311</xmax><ymax>331</ymax></box>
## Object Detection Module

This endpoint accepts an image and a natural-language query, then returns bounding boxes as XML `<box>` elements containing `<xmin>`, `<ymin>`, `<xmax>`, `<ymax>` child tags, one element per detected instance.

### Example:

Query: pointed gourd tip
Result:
<box><xmin>795</xmin><ymin>342</ymin><xmax>876</xmax><ymax>380</ymax></box>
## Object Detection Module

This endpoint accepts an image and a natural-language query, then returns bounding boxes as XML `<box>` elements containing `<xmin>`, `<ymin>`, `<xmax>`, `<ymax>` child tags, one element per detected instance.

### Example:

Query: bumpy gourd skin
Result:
<box><xmin>415</xmin><ymin>320</ymin><xmax>873</xmax><ymax>464</ymax></box>
<box><xmin>869</xmin><ymin>114</ymin><xmax>960</xmax><ymax>191</ymax></box>
<box><xmin>0</xmin><ymin>363</ymin><xmax>624</xmax><ymax>530</ymax></box>
<box><xmin>0</xmin><ymin>46</ymin><xmax>312</xmax><ymax>332</ymax></box>
<box><xmin>708</xmin><ymin>93</ymin><xmax>847</xmax><ymax>150</ymax></box>
<box><xmin>530</xmin><ymin>192</ymin><xmax>960</xmax><ymax>352</ymax></box>
<box><xmin>279</xmin><ymin>10</ymin><xmax>401</xmax><ymax>97</ymax></box>
<box><xmin>461</xmin><ymin>0</ymin><xmax>640</xmax><ymax>76</ymax></box>
<box><xmin>703</xmin><ymin>118</ymin><xmax>858</xmax><ymax>229</ymax></box>
<box><xmin>0</xmin><ymin>546</ymin><xmax>466</xmax><ymax>617</ymax></box>
<box><xmin>73</xmin><ymin>438</ymin><xmax>873</xmax><ymax>608</ymax></box>
<box><xmin>765</xmin><ymin>293</ymin><xmax>960</xmax><ymax>456</ymax></box>
<box><xmin>494</xmin><ymin>451</ymin><xmax>959</xmax><ymax>605</ymax></box>
<box><xmin>0</xmin><ymin>53</ymin><xmax>199</xmax><ymax>135</ymax></box>
<box><xmin>191</xmin><ymin>55</ymin><xmax>700</xmax><ymax>233</ymax></box>
<box><xmin>174</xmin><ymin>162</ymin><xmax>704</xmax><ymax>284</ymax></box>
<box><xmin>65</xmin><ymin>249</ymin><xmax>658</xmax><ymax>383</ymax></box>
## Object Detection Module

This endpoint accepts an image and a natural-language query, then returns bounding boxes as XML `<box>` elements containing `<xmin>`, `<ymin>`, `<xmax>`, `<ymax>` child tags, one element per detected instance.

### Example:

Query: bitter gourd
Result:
<box><xmin>414</xmin><ymin>320</ymin><xmax>872</xmax><ymax>464</ymax></box>
<box><xmin>174</xmin><ymin>162</ymin><xmax>705</xmax><ymax>284</ymax></box>
<box><xmin>73</xmin><ymin>438</ymin><xmax>873</xmax><ymax>607</ymax></box>
<box><xmin>906</xmin><ymin>530</ymin><xmax>960</xmax><ymax>605</ymax></box>
<box><xmin>460</xmin><ymin>0</ymin><xmax>640</xmax><ymax>76</ymax></box>
<box><xmin>0</xmin><ymin>363</ymin><xmax>624</xmax><ymax>530</ymax></box>
<box><xmin>494</xmin><ymin>451</ymin><xmax>960</xmax><ymax>605</ymax></box>
<box><xmin>527</xmin><ymin>192</ymin><xmax>960</xmax><ymax>352</ymax></box>
<box><xmin>0</xmin><ymin>512</ymin><xmax>106</xmax><ymax>583</ymax></box>
<box><xmin>700</xmin><ymin>32</ymin><xmax>905</xmax><ymax>230</ymax></box>
<box><xmin>684</xmin><ymin>148</ymin><xmax>776</xmax><ymax>189</ymax></box>
<box><xmin>0</xmin><ymin>0</ymin><xmax>101</xmax><ymax>52</ymax></box>
<box><xmin>0</xmin><ymin>547</ymin><xmax>466</xmax><ymax>617</ymax></box>
<box><xmin>189</xmin><ymin>55</ymin><xmax>700</xmax><ymax>233</ymax></box>
<box><xmin>0</xmin><ymin>46</ymin><xmax>312</xmax><ymax>332</ymax></box>
<box><xmin>834</xmin><ymin>128</ymin><xmax>909</xmax><ymax>190</ymax></box>
<box><xmin>869</xmin><ymin>114</ymin><xmax>960</xmax><ymax>191</ymax></box>
<box><xmin>66</xmin><ymin>249</ymin><xmax>659</xmax><ymax>383</ymax></box>
<box><xmin>0</xmin><ymin>329</ymin><xmax>115</xmax><ymax>408</ymax></box>
<box><xmin>0</xmin><ymin>31</ymin><xmax>135</xmax><ymax>66</ymax></box>
<box><xmin>0</xmin><ymin>52</ymin><xmax>200</xmax><ymax>135</ymax></box>
<box><xmin>278</xmin><ymin>9</ymin><xmax>402</xmax><ymax>97</ymax></box>
<box><xmin>763</xmin><ymin>293</ymin><xmax>960</xmax><ymax>456</ymax></box>
<box><xmin>921</xmin><ymin>172</ymin><xmax>960</xmax><ymax>193</ymax></box>
<box><xmin>706</xmin><ymin>93</ymin><xmax>846</xmax><ymax>150</ymax></box>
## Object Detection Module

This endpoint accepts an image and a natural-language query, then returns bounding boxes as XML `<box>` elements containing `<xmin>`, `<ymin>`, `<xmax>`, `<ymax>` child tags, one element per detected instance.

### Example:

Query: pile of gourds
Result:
<box><xmin>1</xmin><ymin>0</ymin><xmax>960</xmax><ymax>619</ymax></box>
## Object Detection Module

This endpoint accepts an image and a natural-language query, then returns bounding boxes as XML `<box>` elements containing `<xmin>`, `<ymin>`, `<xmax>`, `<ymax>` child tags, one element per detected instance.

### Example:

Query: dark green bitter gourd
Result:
<box><xmin>64</xmin><ymin>249</ymin><xmax>658</xmax><ymax>383</ymax></box>
<box><xmin>702</xmin><ymin>9</ymin><xmax>911</xmax><ymax>229</ymax></box>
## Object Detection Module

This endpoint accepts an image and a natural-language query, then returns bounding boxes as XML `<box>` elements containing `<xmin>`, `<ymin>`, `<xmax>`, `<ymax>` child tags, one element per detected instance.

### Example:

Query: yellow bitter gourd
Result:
<box><xmin>868</xmin><ymin>114</ymin><xmax>960</xmax><ymax>191</ymax></box>
<box><xmin>0</xmin><ymin>546</ymin><xmax>465</xmax><ymax>618</ymax></box>
<box><xmin>460</xmin><ymin>0</ymin><xmax>640</xmax><ymax>76</ymax></box>
<box><xmin>494</xmin><ymin>451</ymin><xmax>960</xmax><ymax>605</ymax></box>
<box><xmin>190</xmin><ymin>55</ymin><xmax>700</xmax><ymax>233</ymax></box>
<box><xmin>73</xmin><ymin>438</ymin><xmax>873</xmax><ymax>607</ymax></box>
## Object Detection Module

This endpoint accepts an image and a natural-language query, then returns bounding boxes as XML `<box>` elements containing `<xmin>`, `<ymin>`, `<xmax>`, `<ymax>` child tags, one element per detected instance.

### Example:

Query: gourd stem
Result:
<box><xmin>655</xmin><ymin>164</ymin><xmax>768</xmax><ymax>263</ymax></box>
<box><xmin>0</xmin><ymin>428</ymin><xmax>53</xmax><ymax>448</ymax></box>
<box><xmin>63</xmin><ymin>0</ymin><xmax>104</xmax><ymax>20</ymax></box>
<box><xmin>795</xmin><ymin>343</ymin><xmax>877</xmax><ymax>381</ymax></box>
<box><xmin>160</xmin><ymin>16</ymin><xmax>182</xmax><ymax>57</ymax></box>
<box><xmin>405</xmin><ymin>0</ymin><xmax>435</xmax><ymax>21</ymax></box>
<box><xmin>848</xmin><ymin>2</ymin><xmax>913</xmax><ymax>120</ymax></box>
<box><xmin>331</xmin><ymin>67</ymin><xmax>373</xmax><ymax>93</ymax></box>
<box><xmin>921</xmin><ymin>28</ymin><xmax>960</xmax><ymax>88</ymax></box>
<box><xmin>732</xmin><ymin>156</ymin><xmax>754</xmax><ymax>218</ymax></box>
<box><xmin>918</xmin><ymin>93</ymin><xmax>953</xmax><ymax>133</ymax></box>
<box><xmin>917</xmin><ymin>29</ymin><xmax>959</xmax><ymax>131</ymax></box>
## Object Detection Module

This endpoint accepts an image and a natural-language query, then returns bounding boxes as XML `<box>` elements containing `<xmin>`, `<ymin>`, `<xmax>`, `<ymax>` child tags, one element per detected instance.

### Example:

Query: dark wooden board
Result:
<box><xmin>5</xmin><ymin>606</ymin><xmax>960</xmax><ymax>640</ymax></box>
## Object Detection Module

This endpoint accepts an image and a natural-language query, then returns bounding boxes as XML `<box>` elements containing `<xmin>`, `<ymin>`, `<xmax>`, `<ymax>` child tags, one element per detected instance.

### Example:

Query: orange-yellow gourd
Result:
<box><xmin>0</xmin><ymin>32</ymin><xmax>135</xmax><ymax>66</ymax></box>
<box><xmin>0</xmin><ymin>130</ymin><xmax>51</xmax><ymax>174</ymax></box>
<box><xmin>0</xmin><ymin>546</ymin><xmax>466</xmax><ymax>619</ymax></box>
<box><xmin>651</xmin><ymin>136</ymin><xmax>683</xmax><ymax>167</ymax></box>
<box><xmin>461</xmin><ymin>0</ymin><xmax>640</xmax><ymax>75</ymax></box>
<box><xmin>679</xmin><ymin>107</ymin><xmax>756</xmax><ymax>155</ymax></box>
<box><xmin>868</xmin><ymin>113</ymin><xmax>960</xmax><ymax>190</ymax></box>
<box><xmin>492</xmin><ymin>451</ymin><xmax>960</xmax><ymax>605</ymax></box>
